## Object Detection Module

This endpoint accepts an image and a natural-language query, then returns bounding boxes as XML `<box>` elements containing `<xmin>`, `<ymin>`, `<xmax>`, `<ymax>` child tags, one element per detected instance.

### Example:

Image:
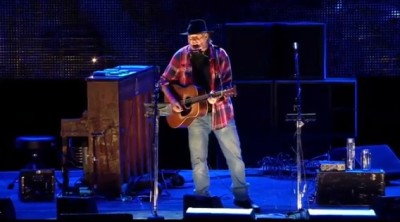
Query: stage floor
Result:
<box><xmin>1</xmin><ymin>168</ymin><xmax>399</xmax><ymax>220</ymax></box>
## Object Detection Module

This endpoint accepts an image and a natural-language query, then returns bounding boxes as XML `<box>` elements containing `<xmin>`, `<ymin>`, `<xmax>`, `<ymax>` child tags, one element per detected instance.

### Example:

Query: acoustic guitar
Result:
<box><xmin>165</xmin><ymin>84</ymin><xmax>237</xmax><ymax>128</ymax></box>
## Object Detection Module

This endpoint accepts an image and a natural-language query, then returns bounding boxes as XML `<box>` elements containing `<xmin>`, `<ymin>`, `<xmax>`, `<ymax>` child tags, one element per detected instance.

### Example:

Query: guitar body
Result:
<box><xmin>165</xmin><ymin>84</ymin><xmax>209</xmax><ymax>128</ymax></box>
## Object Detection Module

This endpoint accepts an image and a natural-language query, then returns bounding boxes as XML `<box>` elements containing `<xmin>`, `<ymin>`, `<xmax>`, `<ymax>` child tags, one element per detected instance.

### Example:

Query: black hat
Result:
<box><xmin>180</xmin><ymin>19</ymin><xmax>214</xmax><ymax>35</ymax></box>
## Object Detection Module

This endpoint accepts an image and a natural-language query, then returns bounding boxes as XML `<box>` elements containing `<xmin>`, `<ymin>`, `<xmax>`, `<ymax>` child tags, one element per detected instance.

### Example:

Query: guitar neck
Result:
<box><xmin>182</xmin><ymin>94</ymin><xmax>208</xmax><ymax>105</ymax></box>
<box><xmin>182</xmin><ymin>91</ymin><xmax>223</xmax><ymax>106</ymax></box>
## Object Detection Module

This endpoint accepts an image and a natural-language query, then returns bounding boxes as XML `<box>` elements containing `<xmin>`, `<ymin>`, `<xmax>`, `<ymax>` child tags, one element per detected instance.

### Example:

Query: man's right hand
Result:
<box><xmin>171</xmin><ymin>102</ymin><xmax>183</xmax><ymax>113</ymax></box>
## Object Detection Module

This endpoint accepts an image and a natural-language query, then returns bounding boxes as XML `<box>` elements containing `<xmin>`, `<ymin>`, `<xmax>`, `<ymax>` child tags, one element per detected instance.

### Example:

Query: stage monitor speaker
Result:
<box><xmin>58</xmin><ymin>213</ymin><xmax>133</xmax><ymax>221</ymax></box>
<box><xmin>225</xmin><ymin>22</ymin><xmax>326</xmax><ymax>80</ymax></box>
<box><xmin>56</xmin><ymin>196</ymin><xmax>98</xmax><ymax>219</ymax></box>
<box><xmin>185</xmin><ymin>207</ymin><xmax>255</xmax><ymax>220</ymax></box>
<box><xmin>183</xmin><ymin>194</ymin><xmax>223</xmax><ymax>217</ymax></box>
<box><xmin>329</xmin><ymin>144</ymin><xmax>400</xmax><ymax>180</ymax></box>
<box><xmin>306</xmin><ymin>208</ymin><xmax>377</xmax><ymax>220</ymax></box>
<box><xmin>0</xmin><ymin>198</ymin><xmax>16</xmax><ymax>221</ymax></box>
<box><xmin>372</xmin><ymin>196</ymin><xmax>400</xmax><ymax>220</ymax></box>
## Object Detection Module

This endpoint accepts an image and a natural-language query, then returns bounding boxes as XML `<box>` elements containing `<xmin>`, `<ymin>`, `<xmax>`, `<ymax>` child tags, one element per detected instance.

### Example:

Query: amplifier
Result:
<box><xmin>19</xmin><ymin>169</ymin><xmax>55</xmax><ymax>201</ymax></box>
<box><xmin>315</xmin><ymin>170</ymin><xmax>385</xmax><ymax>205</ymax></box>
<box><xmin>319</xmin><ymin>161</ymin><xmax>345</xmax><ymax>172</ymax></box>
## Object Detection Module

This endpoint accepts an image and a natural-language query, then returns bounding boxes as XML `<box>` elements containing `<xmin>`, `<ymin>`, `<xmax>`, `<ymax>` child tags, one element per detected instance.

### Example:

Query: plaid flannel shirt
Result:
<box><xmin>160</xmin><ymin>44</ymin><xmax>235</xmax><ymax>130</ymax></box>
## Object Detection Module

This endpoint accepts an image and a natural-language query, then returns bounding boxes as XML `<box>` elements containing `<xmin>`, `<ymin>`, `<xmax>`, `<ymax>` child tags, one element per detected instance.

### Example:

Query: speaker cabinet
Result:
<box><xmin>19</xmin><ymin>169</ymin><xmax>55</xmax><ymax>201</ymax></box>
<box><xmin>232</xmin><ymin>81</ymin><xmax>274</xmax><ymax>167</ymax></box>
<box><xmin>315</xmin><ymin>170</ymin><xmax>385</xmax><ymax>205</ymax></box>
<box><xmin>225</xmin><ymin>22</ymin><xmax>326</xmax><ymax>80</ymax></box>
<box><xmin>357</xmin><ymin>77</ymin><xmax>400</xmax><ymax>161</ymax></box>
<box><xmin>225</xmin><ymin>23</ymin><xmax>275</xmax><ymax>80</ymax></box>
<box><xmin>0</xmin><ymin>198</ymin><xmax>16</xmax><ymax>221</ymax></box>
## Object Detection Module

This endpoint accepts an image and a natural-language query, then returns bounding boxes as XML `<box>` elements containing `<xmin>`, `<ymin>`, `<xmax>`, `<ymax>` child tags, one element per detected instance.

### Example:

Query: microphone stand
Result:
<box><xmin>285</xmin><ymin>42</ymin><xmax>316</xmax><ymax>214</ymax></box>
<box><xmin>293</xmin><ymin>42</ymin><xmax>303</xmax><ymax>211</ymax></box>
<box><xmin>146</xmin><ymin>68</ymin><xmax>165</xmax><ymax>220</ymax></box>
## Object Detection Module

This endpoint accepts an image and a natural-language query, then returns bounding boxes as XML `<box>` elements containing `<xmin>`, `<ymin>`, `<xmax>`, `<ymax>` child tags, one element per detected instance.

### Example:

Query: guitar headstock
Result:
<box><xmin>222</xmin><ymin>85</ymin><xmax>237</xmax><ymax>97</ymax></box>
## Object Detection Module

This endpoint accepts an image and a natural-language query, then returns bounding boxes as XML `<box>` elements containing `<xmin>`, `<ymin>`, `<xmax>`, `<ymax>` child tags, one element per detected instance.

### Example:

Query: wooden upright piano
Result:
<box><xmin>60</xmin><ymin>65</ymin><xmax>157</xmax><ymax>197</ymax></box>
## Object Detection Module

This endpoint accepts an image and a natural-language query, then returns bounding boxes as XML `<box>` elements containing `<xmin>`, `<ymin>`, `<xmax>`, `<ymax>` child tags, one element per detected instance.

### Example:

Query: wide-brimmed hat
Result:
<box><xmin>180</xmin><ymin>19</ymin><xmax>214</xmax><ymax>35</ymax></box>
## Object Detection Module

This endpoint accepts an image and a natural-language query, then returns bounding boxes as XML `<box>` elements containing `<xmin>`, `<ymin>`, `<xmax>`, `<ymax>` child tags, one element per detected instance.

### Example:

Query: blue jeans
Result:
<box><xmin>188</xmin><ymin>114</ymin><xmax>250</xmax><ymax>201</ymax></box>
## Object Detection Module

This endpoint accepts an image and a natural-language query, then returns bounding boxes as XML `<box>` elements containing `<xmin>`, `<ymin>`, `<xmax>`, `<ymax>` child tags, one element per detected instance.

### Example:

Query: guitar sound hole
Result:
<box><xmin>181</xmin><ymin>108</ymin><xmax>191</xmax><ymax>116</ymax></box>
<box><xmin>182</xmin><ymin>96</ymin><xmax>192</xmax><ymax>110</ymax></box>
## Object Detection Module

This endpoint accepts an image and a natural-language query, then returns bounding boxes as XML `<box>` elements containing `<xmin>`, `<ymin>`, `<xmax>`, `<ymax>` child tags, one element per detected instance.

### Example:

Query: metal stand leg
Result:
<box><xmin>148</xmin><ymin>113</ymin><xmax>164</xmax><ymax>220</ymax></box>
<box><xmin>145</xmin><ymin>76</ymin><xmax>169</xmax><ymax>220</ymax></box>
<box><xmin>91</xmin><ymin>133</ymin><xmax>101</xmax><ymax>193</ymax></box>
<box><xmin>61</xmin><ymin>137</ymin><xmax>70</xmax><ymax>195</ymax></box>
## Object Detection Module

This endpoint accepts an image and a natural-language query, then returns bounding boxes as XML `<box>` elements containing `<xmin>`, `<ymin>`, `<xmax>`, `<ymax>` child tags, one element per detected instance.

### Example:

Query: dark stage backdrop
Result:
<box><xmin>0</xmin><ymin>1</ymin><xmax>400</xmax><ymax>170</ymax></box>
<box><xmin>0</xmin><ymin>0</ymin><xmax>399</xmax><ymax>79</ymax></box>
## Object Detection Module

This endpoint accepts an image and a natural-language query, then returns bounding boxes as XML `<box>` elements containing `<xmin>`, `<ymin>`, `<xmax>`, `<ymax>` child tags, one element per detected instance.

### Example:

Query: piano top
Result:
<box><xmin>86</xmin><ymin>65</ymin><xmax>157</xmax><ymax>81</ymax></box>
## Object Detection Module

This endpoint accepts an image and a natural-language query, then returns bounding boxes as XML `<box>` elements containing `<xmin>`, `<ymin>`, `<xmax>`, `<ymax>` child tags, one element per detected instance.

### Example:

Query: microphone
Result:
<box><xmin>293</xmin><ymin>42</ymin><xmax>298</xmax><ymax>51</ymax></box>
<box><xmin>293</xmin><ymin>42</ymin><xmax>299</xmax><ymax>79</ymax></box>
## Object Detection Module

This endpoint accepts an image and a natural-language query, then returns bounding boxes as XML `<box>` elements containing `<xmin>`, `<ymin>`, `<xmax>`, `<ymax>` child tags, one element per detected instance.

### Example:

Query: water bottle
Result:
<box><xmin>361</xmin><ymin>149</ymin><xmax>371</xmax><ymax>170</ymax></box>
<box><xmin>346</xmin><ymin>138</ymin><xmax>356</xmax><ymax>170</ymax></box>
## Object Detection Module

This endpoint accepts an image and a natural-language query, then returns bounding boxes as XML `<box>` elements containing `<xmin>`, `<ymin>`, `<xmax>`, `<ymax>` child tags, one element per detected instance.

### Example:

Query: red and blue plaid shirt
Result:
<box><xmin>160</xmin><ymin>44</ymin><xmax>235</xmax><ymax>130</ymax></box>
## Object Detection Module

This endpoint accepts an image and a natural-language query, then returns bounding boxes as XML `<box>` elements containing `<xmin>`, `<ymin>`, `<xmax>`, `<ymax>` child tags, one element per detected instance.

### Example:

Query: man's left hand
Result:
<box><xmin>207</xmin><ymin>97</ymin><xmax>218</xmax><ymax>104</ymax></box>
<box><xmin>207</xmin><ymin>90</ymin><xmax>222</xmax><ymax>104</ymax></box>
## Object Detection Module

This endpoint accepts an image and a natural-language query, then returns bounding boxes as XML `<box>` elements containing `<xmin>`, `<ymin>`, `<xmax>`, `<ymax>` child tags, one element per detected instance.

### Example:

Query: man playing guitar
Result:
<box><xmin>160</xmin><ymin>19</ymin><xmax>260</xmax><ymax>213</ymax></box>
